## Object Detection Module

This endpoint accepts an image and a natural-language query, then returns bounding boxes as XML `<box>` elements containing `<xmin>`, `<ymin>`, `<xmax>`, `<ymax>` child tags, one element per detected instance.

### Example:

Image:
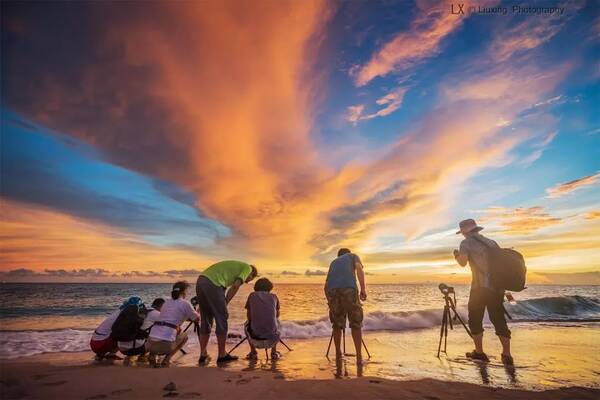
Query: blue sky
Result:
<box><xmin>1</xmin><ymin>0</ymin><xmax>599</xmax><ymax>282</ymax></box>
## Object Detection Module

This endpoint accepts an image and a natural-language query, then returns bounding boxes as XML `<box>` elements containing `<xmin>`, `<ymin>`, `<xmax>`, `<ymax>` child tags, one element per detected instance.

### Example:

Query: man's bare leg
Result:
<box><xmin>217</xmin><ymin>334</ymin><xmax>227</xmax><ymax>358</ymax></box>
<box><xmin>164</xmin><ymin>336</ymin><xmax>188</xmax><ymax>365</ymax></box>
<box><xmin>472</xmin><ymin>332</ymin><xmax>484</xmax><ymax>353</ymax></box>
<box><xmin>499</xmin><ymin>335</ymin><xmax>511</xmax><ymax>356</ymax></box>
<box><xmin>351</xmin><ymin>327</ymin><xmax>363</xmax><ymax>362</ymax></box>
<box><xmin>333</xmin><ymin>328</ymin><xmax>343</xmax><ymax>358</ymax></box>
<box><xmin>199</xmin><ymin>333</ymin><xmax>210</xmax><ymax>357</ymax></box>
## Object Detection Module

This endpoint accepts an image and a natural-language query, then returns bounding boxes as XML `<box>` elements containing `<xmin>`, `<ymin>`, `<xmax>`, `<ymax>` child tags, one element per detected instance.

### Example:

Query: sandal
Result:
<box><xmin>270</xmin><ymin>351</ymin><xmax>281</xmax><ymax>360</ymax></box>
<box><xmin>217</xmin><ymin>354</ymin><xmax>238</xmax><ymax>364</ymax></box>
<box><xmin>501</xmin><ymin>354</ymin><xmax>514</xmax><ymax>366</ymax></box>
<box><xmin>466</xmin><ymin>350</ymin><xmax>489</xmax><ymax>362</ymax></box>
<box><xmin>105</xmin><ymin>353</ymin><xmax>123</xmax><ymax>361</ymax></box>
<box><xmin>245</xmin><ymin>351</ymin><xmax>258</xmax><ymax>360</ymax></box>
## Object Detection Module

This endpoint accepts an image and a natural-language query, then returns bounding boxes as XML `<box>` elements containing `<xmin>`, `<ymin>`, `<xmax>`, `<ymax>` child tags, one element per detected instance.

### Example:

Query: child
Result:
<box><xmin>245</xmin><ymin>278</ymin><xmax>281</xmax><ymax>360</ymax></box>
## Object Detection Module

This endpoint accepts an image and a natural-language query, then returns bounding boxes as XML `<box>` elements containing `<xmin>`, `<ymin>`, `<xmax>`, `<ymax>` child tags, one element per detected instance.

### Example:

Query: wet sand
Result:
<box><xmin>1</xmin><ymin>323</ymin><xmax>599</xmax><ymax>399</ymax></box>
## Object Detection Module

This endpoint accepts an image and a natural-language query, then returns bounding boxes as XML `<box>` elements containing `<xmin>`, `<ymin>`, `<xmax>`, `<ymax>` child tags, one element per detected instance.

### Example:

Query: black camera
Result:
<box><xmin>438</xmin><ymin>283</ymin><xmax>454</xmax><ymax>295</ymax></box>
<box><xmin>190</xmin><ymin>296</ymin><xmax>199</xmax><ymax>307</ymax></box>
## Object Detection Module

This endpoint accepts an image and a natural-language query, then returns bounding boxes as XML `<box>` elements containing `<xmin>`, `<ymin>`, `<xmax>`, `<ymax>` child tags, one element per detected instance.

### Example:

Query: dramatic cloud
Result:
<box><xmin>352</xmin><ymin>0</ymin><xmax>464</xmax><ymax>86</ymax></box>
<box><xmin>546</xmin><ymin>172</ymin><xmax>600</xmax><ymax>198</ymax></box>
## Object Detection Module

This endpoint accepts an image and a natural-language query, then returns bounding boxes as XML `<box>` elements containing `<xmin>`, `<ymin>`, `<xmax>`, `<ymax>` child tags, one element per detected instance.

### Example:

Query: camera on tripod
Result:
<box><xmin>190</xmin><ymin>296</ymin><xmax>199</xmax><ymax>308</ymax></box>
<box><xmin>436</xmin><ymin>282</ymin><xmax>472</xmax><ymax>358</ymax></box>
<box><xmin>438</xmin><ymin>283</ymin><xmax>454</xmax><ymax>296</ymax></box>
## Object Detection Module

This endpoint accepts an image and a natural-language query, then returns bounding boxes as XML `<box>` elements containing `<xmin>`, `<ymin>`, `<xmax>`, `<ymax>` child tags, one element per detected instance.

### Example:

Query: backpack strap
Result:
<box><xmin>154</xmin><ymin>321</ymin><xmax>178</xmax><ymax>330</ymax></box>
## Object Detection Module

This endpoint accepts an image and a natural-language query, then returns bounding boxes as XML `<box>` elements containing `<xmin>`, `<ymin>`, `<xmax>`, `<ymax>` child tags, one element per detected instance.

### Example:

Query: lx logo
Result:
<box><xmin>451</xmin><ymin>4</ymin><xmax>465</xmax><ymax>15</ymax></box>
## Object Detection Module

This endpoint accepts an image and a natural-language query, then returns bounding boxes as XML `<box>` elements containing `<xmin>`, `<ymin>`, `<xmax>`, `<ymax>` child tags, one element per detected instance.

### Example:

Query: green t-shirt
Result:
<box><xmin>201</xmin><ymin>260</ymin><xmax>253</xmax><ymax>288</ymax></box>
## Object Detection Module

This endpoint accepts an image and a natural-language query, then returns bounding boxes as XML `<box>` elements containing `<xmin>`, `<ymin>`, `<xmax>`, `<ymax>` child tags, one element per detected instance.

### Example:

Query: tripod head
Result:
<box><xmin>438</xmin><ymin>283</ymin><xmax>454</xmax><ymax>296</ymax></box>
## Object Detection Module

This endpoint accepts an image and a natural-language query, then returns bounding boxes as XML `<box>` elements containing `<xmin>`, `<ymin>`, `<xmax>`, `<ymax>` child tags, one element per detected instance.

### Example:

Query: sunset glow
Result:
<box><xmin>1</xmin><ymin>0</ymin><xmax>598</xmax><ymax>283</ymax></box>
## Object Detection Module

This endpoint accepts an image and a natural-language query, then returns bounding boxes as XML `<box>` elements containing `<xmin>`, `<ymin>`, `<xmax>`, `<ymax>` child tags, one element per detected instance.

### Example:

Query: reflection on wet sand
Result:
<box><xmin>162</xmin><ymin>323</ymin><xmax>598</xmax><ymax>390</ymax></box>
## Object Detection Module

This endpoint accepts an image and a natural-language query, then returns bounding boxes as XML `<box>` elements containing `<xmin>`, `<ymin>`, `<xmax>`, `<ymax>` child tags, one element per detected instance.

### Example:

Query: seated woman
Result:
<box><xmin>118</xmin><ymin>298</ymin><xmax>165</xmax><ymax>361</ymax></box>
<box><xmin>245</xmin><ymin>278</ymin><xmax>281</xmax><ymax>360</ymax></box>
<box><xmin>90</xmin><ymin>297</ymin><xmax>142</xmax><ymax>361</ymax></box>
<box><xmin>147</xmin><ymin>281</ymin><xmax>200</xmax><ymax>367</ymax></box>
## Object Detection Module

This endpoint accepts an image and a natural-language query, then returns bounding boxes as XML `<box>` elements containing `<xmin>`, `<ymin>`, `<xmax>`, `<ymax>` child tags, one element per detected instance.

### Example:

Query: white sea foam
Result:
<box><xmin>1</xmin><ymin>295</ymin><xmax>598</xmax><ymax>359</ymax></box>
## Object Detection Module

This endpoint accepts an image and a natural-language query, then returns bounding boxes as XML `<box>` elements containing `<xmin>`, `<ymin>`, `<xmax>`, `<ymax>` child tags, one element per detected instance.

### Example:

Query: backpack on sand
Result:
<box><xmin>110</xmin><ymin>304</ymin><xmax>148</xmax><ymax>341</ymax></box>
<box><xmin>473</xmin><ymin>236</ymin><xmax>527</xmax><ymax>292</ymax></box>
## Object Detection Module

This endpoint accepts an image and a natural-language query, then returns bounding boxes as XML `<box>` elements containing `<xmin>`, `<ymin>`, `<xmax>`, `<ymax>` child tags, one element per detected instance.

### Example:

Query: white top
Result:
<box><xmin>148</xmin><ymin>298</ymin><xmax>199</xmax><ymax>342</ymax></box>
<box><xmin>91</xmin><ymin>309</ymin><xmax>121</xmax><ymax>341</ymax></box>
<box><xmin>118</xmin><ymin>309</ymin><xmax>161</xmax><ymax>351</ymax></box>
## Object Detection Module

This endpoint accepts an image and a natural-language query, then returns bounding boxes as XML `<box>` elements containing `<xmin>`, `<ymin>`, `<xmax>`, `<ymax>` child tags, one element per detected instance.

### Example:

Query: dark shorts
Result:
<box><xmin>120</xmin><ymin>345</ymin><xmax>146</xmax><ymax>356</ymax></box>
<box><xmin>90</xmin><ymin>337</ymin><xmax>117</xmax><ymax>355</ymax></box>
<box><xmin>196</xmin><ymin>276</ymin><xmax>229</xmax><ymax>335</ymax></box>
<box><xmin>468</xmin><ymin>287</ymin><xmax>511</xmax><ymax>338</ymax></box>
<box><xmin>326</xmin><ymin>288</ymin><xmax>363</xmax><ymax>330</ymax></box>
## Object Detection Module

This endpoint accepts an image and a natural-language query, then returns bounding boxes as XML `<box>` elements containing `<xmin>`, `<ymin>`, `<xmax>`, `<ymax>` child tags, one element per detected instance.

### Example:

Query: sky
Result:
<box><xmin>1</xmin><ymin>0</ymin><xmax>599</xmax><ymax>284</ymax></box>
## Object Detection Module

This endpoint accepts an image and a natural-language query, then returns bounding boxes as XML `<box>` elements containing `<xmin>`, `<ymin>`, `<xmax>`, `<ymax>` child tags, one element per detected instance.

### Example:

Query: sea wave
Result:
<box><xmin>1</xmin><ymin>295</ymin><xmax>598</xmax><ymax>359</ymax></box>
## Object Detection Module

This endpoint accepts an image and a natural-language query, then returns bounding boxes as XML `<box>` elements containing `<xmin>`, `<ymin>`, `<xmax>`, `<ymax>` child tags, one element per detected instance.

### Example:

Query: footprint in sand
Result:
<box><xmin>110</xmin><ymin>388</ymin><xmax>133</xmax><ymax>395</ymax></box>
<box><xmin>179</xmin><ymin>392</ymin><xmax>202</xmax><ymax>399</ymax></box>
<box><xmin>43</xmin><ymin>380</ymin><xmax>67</xmax><ymax>386</ymax></box>
<box><xmin>163</xmin><ymin>392</ymin><xmax>179</xmax><ymax>398</ymax></box>
<box><xmin>236</xmin><ymin>378</ymin><xmax>251</xmax><ymax>384</ymax></box>
<box><xmin>86</xmin><ymin>395</ymin><xmax>108</xmax><ymax>400</ymax></box>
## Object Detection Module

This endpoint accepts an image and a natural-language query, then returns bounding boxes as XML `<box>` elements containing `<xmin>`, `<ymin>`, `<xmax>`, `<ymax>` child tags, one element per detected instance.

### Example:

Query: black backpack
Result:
<box><xmin>473</xmin><ymin>236</ymin><xmax>527</xmax><ymax>292</ymax></box>
<box><xmin>110</xmin><ymin>304</ymin><xmax>148</xmax><ymax>341</ymax></box>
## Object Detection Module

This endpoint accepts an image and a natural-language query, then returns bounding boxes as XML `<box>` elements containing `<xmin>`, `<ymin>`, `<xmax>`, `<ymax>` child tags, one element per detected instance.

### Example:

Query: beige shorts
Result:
<box><xmin>146</xmin><ymin>332</ymin><xmax>187</xmax><ymax>355</ymax></box>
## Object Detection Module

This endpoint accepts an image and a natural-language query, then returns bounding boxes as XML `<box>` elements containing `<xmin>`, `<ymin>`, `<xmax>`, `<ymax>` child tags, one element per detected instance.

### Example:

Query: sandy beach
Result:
<box><xmin>2</xmin><ymin>355</ymin><xmax>598</xmax><ymax>400</ymax></box>
<box><xmin>2</xmin><ymin>325</ymin><xmax>599</xmax><ymax>399</ymax></box>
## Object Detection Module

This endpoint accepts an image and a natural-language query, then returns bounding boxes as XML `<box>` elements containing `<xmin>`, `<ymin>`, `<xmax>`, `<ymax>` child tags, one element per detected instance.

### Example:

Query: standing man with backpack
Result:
<box><xmin>453</xmin><ymin>219</ymin><xmax>516</xmax><ymax>365</ymax></box>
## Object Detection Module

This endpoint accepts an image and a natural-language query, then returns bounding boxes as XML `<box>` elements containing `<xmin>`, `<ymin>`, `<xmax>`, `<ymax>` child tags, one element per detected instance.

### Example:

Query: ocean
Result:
<box><xmin>0</xmin><ymin>283</ymin><xmax>598</xmax><ymax>359</ymax></box>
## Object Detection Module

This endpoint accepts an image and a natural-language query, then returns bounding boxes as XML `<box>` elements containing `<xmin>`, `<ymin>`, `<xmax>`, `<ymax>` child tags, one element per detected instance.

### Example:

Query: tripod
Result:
<box><xmin>437</xmin><ymin>289</ymin><xmax>472</xmax><ymax>358</ymax></box>
<box><xmin>326</xmin><ymin>328</ymin><xmax>371</xmax><ymax>359</ymax></box>
<box><xmin>227</xmin><ymin>335</ymin><xmax>293</xmax><ymax>358</ymax></box>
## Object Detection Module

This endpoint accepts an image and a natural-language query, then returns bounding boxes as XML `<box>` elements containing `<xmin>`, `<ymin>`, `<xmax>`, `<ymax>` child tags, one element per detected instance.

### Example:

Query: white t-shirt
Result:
<box><xmin>91</xmin><ymin>309</ymin><xmax>121</xmax><ymax>341</ymax></box>
<box><xmin>118</xmin><ymin>309</ymin><xmax>161</xmax><ymax>351</ymax></box>
<box><xmin>149</xmin><ymin>298</ymin><xmax>199</xmax><ymax>342</ymax></box>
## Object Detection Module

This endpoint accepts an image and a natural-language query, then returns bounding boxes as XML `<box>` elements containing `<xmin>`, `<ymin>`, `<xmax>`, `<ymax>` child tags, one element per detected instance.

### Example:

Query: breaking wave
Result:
<box><xmin>1</xmin><ymin>295</ymin><xmax>598</xmax><ymax>359</ymax></box>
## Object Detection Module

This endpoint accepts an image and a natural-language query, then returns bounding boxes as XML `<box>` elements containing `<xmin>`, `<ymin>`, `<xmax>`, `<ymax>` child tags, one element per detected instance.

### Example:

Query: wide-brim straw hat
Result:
<box><xmin>456</xmin><ymin>219</ymin><xmax>484</xmax><ymax>235</ymax></box>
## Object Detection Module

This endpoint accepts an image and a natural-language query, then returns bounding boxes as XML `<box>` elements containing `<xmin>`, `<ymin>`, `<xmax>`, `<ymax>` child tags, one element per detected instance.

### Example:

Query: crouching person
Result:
<box><xmin>245</xmin><ymin>278</ymin><xmax>281</xmax><ymax>360</ymax></box>
<box><xmin>146</xmin><ymin>281</ymin><xmax>200</xmax><ymax>367</ymax></box>
<box><xmin>117</xmin><ymin>298</ymin><xmax>164</xmax><ymax>362</ymax></box>
<box><xmin>90</xmin><ymin>296</ymin><xmax>142</xmax><ymax>361</ymax></box>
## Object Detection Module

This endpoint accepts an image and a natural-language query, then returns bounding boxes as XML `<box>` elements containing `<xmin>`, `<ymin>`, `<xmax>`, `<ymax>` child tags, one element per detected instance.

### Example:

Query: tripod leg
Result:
<box><xmin>450</xmin><ymin>305</ymin><xmax>473</xmax><ymax>338</ymax></box>
<box><xmin>361</xmin><ymin>338</ymin><xmax>371</xmax><ymax>359</ymax></box>
<box><xmin>444</xmin><ymin>310</ymin><xmax>449</xmax><ymax>354</ymax></box>
<box><xmin>279</xmin><ymin>339</ymin><xmax>292</xmax><ymax>352</ymax></box>
<box><xmin>227</xmin><ymin>336</ymin><xmax>248</xmax><ymax>355</ymax></box>
<box><xmin>342</xmin><ymin>328</ymin><xmax>346</xmax><ymax>355</ymax></box>
<box><xmin>437</xmin><ymin>307</ymin><xmax>448</xmax><ymax>357</ymax></box>
<box><xmin>326</xmin><ymin>331</ymin><xmax>334</xmax><ymax>358</ymax></box>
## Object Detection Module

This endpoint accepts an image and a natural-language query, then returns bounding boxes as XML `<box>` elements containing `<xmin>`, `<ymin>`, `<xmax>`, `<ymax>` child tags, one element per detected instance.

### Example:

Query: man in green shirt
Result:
<box><xmin>196</xmin><ymin>260</ymin><xmax>258</xmax><ymax>364</ymax></box>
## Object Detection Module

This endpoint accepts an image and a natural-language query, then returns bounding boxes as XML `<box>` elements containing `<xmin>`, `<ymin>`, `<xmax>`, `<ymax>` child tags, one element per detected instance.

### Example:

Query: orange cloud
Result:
<box><xmin>482</xmin><ymin>206</ymin><xmax>562</xmax><ymax>235</ymax></box>
<box><xmin>546</xmin><ymin>172</ymin><xmax>600</xmax><ymax>198</ymax></box>
<box><xmin>352</xmin><ymin>0</ymin><xmax>464</xmax><ymax>86</ymax></box>
<box><xmin>0</xmin><ymin>199</ymin><xmax>209</xmax><ymax>271</ymax></box>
